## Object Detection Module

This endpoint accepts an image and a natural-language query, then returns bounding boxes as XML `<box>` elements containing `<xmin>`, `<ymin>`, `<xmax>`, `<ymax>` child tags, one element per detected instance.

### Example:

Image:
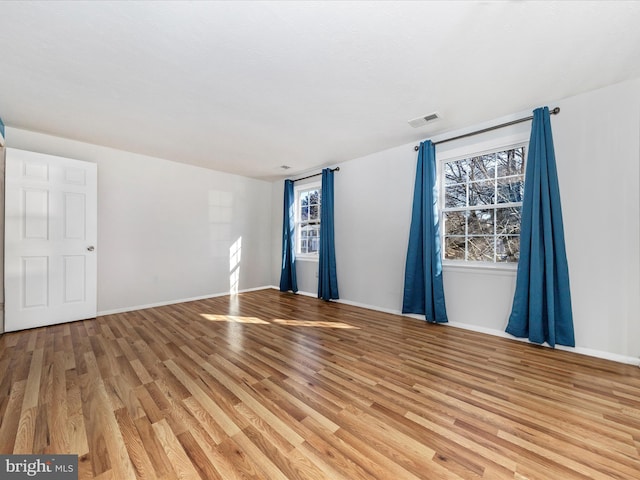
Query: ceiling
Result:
<box><xmin>1</xmin><ymin>1</ymin><xmax>639</xmax><ymax>181</ymax></box>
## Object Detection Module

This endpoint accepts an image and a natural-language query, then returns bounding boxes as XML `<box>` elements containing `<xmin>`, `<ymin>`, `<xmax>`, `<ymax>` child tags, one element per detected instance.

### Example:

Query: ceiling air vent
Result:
<box><xmin>408</xmin><ymin>112</ymin><xmax>440</xmax><ymax>128</ymax></box>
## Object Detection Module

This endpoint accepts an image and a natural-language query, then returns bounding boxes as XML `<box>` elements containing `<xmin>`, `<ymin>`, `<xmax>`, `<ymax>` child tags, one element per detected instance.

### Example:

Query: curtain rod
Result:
<box><xmin>292</xmin><ymin>166</ymin><xmax>340</xmax><ymax>183</ymax></box>
<box><xmin>414</xmin><ymin>107</ymin><xmax>560</xmax><ymax>151</ymax></box>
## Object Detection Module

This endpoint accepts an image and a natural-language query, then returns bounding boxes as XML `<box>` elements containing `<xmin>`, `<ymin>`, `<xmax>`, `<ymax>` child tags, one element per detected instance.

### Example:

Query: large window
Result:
<box><xmin>295</xmin><ymin>183</ymin><xmax>321</xmax><ymax>259</ymax></box>
<box><xmin>442</xmin><ymin>144</ymin><xmax>525</xmax><ymax>264</ymax></box>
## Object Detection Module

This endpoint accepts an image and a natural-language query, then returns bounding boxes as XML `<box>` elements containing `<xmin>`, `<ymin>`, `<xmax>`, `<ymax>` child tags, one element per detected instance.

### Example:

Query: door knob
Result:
<box><xmin>87</xmin><ymin>246</ymin><xmax>95</xmax><ymax>252</ymax></box>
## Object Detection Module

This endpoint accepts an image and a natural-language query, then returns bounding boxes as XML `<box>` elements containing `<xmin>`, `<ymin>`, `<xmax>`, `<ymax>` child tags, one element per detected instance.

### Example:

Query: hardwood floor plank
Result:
<box><xmin>184</xmin><ymin>419</ymin><xmax>248</xmax><ymax>480</ymax></box>
<box><xmin>0</xmin><ymin>379</ymin><xmax>26</xmax><ymax>453</ymax></box>
<box><xmin>216</xmin><ymin>435</ymin><xmax>265</xmax><ymax>480</ymax></box>
<box><xmin>259</xmin><ymin>378</ymin><xmax>341</xmax><ymax>433</ymax></box>
<box><xmin>22</xmin><ymin>347</ymin><xmax>44</xmax><ymax>411</ymax></box>
<box><xmin>162</xmin><ymin>359</ymin><xmax>241</xmax><ymax>437</ymax></box>
<box><xmin>0</xmin><ymin>289</ymin><xmax>639</xmax><ymax>479</ymax></box>
<box><xmin>232</xmin><ymin>430</ymin><xmax>290</xmax><ymax>480</ymax></box>
<box><xmin>130</xmin><ymin>358</ymin><xmax>154</xmax><ymax>385</ymax></box>
<box><xmin>135</xmin><ymin>384</ymin><xmax>167</xmax><ymax>424</ymax></box>
<box><xmin>32</xmin><ymin>401</ymin><xmax>50</xmax><ymax>453</ymax></box>
<box><xmin>181</xmin><ymin>396</ymin><xmax>226</xmax><ymax>445</ymax></box>
<box><xmin>332</xmin><ymin>425</ymin><xmax>427</xmax><ymax>480</ymax></box>
<box><xmin>152</xmin><ymin>418</ymin><xmax>201</xmax><ymax>480</ymax></box>
<box><xmin>13</xmin><ymin>406</ymin><xmax>37</xmax><ymax>454</ymax></box>
<box><xmin>133</xmin><ymin>416</ymin><xmax>176</xmax><ymax>480</ymax></box>
<box><xmin>67</xmin><ymin>412</ymin><xmax>89</xmax><ymax>459</ymax></box>
<box><xmin>176</xmin><ymin>430</ymin><xmax>224</xmax><ymax>480</ymax></box>
<box><xmin>48</xmin><ymin>351</ymin><xmax>70</xmax><ymax>454</ymax></box>
<box><xmin>114</xmin><ymin>408</ymin><xmax>156</xmax><ymax>480</ymax></box>
<box><xmin>295</xmin><ymin>418</ymin><xmax>376</xmax><ymax>480</ymax></box>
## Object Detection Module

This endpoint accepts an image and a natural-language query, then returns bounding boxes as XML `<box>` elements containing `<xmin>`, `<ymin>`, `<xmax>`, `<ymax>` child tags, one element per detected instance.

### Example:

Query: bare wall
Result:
<box><xmin>0</xmin><ymin>145</ymin><xmax>4</xmax><ymax>333</ymax></box>
<box><xmin>5</xmin><ymin>128</ymin><xmax>273</xmax><ymax>314</ymax></box>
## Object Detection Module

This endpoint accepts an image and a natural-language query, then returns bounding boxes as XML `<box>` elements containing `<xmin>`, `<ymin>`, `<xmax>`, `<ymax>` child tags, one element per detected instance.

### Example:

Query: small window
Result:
<box><xmin>295</xmin><ymin>183</ymin><xmax>321</xmax><ymax>259</ymax></box>
<box><xmin>441</xmin><ymin>145</ymin><xmax>525</xmax><ymax>264</ymax></box>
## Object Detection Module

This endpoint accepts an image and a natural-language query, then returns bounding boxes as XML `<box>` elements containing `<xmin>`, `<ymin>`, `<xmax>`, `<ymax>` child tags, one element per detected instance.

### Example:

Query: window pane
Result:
<box><xmin>445</xmin><ymin>184</ymin><xmax>466</xmax><ymax>208</ymax></box>
<box><xmin>468</xmin><ymin>209</ymin><xmax>494</xmax><ymax>235</ymax></box>
<box><xmin>444</xmin><ymin>211</ymin><xmax>466</xmax><ymax>236</ymax></box>
<box><xmin>309</xmin><ymin>205</ymin><xmax>319</xmax><ymax>221</ymax></box>
<box><xmin>444</xmin><ymin>237</ymin><xmax>465</xmax><ymax>260</ymax></box>
<box><xmin>496</xmin><ymin>235</ymin><xmax>520</xmax><ymax>263</ymax></box>
<box><xmin>497</xmin><ymin>147</ymin><xmax>525</xmax><ymax>177</ymax></box>
<box><xmin>468</xmin><ymin>236</ymin><xmax>494</xmax><ymax>262</ymax></box>
<box><xmin>441</xmin><ymin>145</ymin><xmax>526</xmax><ymax>264</ymax></box>
<box><xmin>296</xmin><ymin>185</ymin><xmax>322</xmax><ymax>255</ymax></box>
<box><xmin>497</xmin><ymin>176</ymin><xmax>524</xmax><ymax>203</ymax></box>
<box><xmin>444</xmin><ymin>160</ymin><xmax>469</xmax><ymax>185</ymax></box>
<box><xmin>469</xmin><ymin>180</ymin><xmax>495</xmax><ymax>206</ymax></box>
<box><xmin>496</xmin><ymin>207</ymin><xmax>521</xmax><ymax>234</ymax></box>
<box><xmin>469</xmin><ymin>153</ymin><xmax>496</xmax><ymax>181</ymax></box>
<box><xmin>308</xmin><ymin>226</ymin><xmax>320</xmax><ymax>253</ymax></box>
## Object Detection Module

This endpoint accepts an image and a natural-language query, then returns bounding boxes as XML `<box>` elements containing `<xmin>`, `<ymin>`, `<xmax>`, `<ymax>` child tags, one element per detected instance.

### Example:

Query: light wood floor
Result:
<box><xmin>1</xmin><ymin>289</ymin><xmax>639</xmax><ymax>479</ymax></box>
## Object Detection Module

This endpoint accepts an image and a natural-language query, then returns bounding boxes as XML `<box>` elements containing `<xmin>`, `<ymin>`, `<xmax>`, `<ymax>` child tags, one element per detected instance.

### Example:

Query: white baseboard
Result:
<box><xmin>108</xmin><ymin>286</ymin><xmax>639</xmax><ymax>367</ymax></box>
<box><xmin>97</xmin><ymin>285</ymin><xmax>272</xmax><ymax>316</ymax></box>
<box><xmin>268</xmin><ymin>286</ymin><xmax>317</xmax><ymax>298</ymax></box>
<box><xmin>271</xmin><ymin>287</ymin><xmax>639</xmax><ymax>366</ymax></box>
<box><xmin>445</xmin><ymin>320</ymin><xmax>639</xmax><ymax>366</ymax></box>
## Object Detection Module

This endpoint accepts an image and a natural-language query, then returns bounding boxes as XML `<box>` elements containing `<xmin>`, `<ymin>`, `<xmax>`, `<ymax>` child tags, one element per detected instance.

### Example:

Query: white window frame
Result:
<box><xmin>294</xmin><ymin>181</ymin><xmax>321</xmax><ymax>261</ymax></box>
<box><xmin>438</xmin><ymin>135</ymin><xmax>529</xmax><ymax>270</ymax></box>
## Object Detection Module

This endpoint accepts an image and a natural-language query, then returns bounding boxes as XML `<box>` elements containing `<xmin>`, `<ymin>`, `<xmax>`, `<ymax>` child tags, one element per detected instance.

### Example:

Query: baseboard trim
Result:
<box><xmin>268</xmin><ymin>286</ymin><xmax>317</xmax><ymax>299</ymax></box>
<box><xmin>270</xmin><ymin>287</ymin><xmax>639</xmax><ymax>366</ymax></box>
<box><xmin>108</xmin><ymin>286</ymin><xmax>638</xmax><ymax>366</ymax></box>
<box><xmin>445</xmin><ymin>320</ymin><xmax>639</xmax><ymax>366</ymax></box>
<box><xmin>97</xmin><ymin>286</ymin><xmax>272</xmax><ymax>316</ymax></box>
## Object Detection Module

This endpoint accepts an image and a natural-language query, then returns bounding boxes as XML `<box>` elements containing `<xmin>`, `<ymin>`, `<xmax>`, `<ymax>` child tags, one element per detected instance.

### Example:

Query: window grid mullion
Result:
<box><xmin>465</xmin><ymin>174</ymin><xmax>469</xmax><ymax>261</ymax></box>
<box><xmin>294</xmin><ymin>184</ymin><xmax>321</xmax><ymax>258</ymax></box>
<box><xmin>493</xmin><ymin>159</ymin><xmax>498</xmax><ymax>262</ymax></box>
<box><xmin>441</xmin><ymin>143</ymin><xmax>527</xmax><ymax>264</ymax></box>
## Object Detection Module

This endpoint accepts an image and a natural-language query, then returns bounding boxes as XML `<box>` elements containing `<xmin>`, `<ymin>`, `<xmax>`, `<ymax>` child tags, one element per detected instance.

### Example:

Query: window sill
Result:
<box><xmin>443</xmin><ymin>261</ymin><xmax>517</xmax><ymax>276</ymax></box>
<box><xmin>296</xmin><ymin>255</ymin><xmax>319</xmax><ymax>263</ymax></box>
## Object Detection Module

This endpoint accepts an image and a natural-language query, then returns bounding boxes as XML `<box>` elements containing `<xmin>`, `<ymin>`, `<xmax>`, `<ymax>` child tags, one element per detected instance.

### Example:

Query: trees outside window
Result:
<box><xmin>442</xmin><ymin>145</ymin><xmax>525</xmax><ymax>264</ymax></box>
<box><xmin>295</xmin><ymin>183</ymin><xmax>321</xmax><ymax>258</ymax></box>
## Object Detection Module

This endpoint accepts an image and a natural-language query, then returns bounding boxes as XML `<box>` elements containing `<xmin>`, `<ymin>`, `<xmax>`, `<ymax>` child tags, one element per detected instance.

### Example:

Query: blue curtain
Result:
<box><xmin>318</xmin><ymin>168</ymin><xmax>339</xmax><ymax>300</ymax></box>
<box><xmin>402</xmin><ymin>141</ymin><xmax>448</xmax><ymax>323</ymax></box>
<box><xmin>279</xmin><ymin>179</ymin><xmax>298</xmax><ymax>292</ymax></box>
<box><xmin>506</xmin><ymin>107</ymin><xmax>574</xmax><ymax>347</ymax></box>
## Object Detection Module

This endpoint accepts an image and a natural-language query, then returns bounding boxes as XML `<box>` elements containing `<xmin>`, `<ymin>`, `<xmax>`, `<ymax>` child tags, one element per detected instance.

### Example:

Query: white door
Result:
<box><xmin>4</xmin><ymin>148</ymin><xmax>97</xmax><ymax>332</ymax></box>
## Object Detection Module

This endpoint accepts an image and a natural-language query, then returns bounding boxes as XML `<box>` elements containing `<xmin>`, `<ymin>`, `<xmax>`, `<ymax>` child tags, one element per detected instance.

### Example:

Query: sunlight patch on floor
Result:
<box><xmin>272</xmin><ymin>319</ymin><xmax>360</xmax><ymax>329</ymax></box>
<box><xmin>198</xmin><ymin>313</ymin><xmax>359</xmax><ymax>329</ymax></box>
<box><xmin>200</xmin><ymin>314</ymin><xmax>269</xmax><ymax>324</ymax></box>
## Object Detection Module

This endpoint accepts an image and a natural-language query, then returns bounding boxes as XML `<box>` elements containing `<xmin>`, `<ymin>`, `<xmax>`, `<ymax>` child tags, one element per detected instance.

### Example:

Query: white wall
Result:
<box><xmin>6</xmin><ymin>127</ymin><xmax>273</xmax><ymax>314</ymax></box>
<box><xmin>553</xmin><ymin>79</ymin><xmax>640</xmax><ymax>360</ymax></box>
<box><xmin>272</xmin><ymin>77</ymin><xmax>640</xmax><ymax>362</ymax></box>
<box><xmin>271</xmin><ymin>150</ymin><xmax>417</xmax><ymax>303</ymax></box>
<box><xmin>0</xmin><ymin>145</ymin><xmax>4</xmax><ymax>333</ymax></box>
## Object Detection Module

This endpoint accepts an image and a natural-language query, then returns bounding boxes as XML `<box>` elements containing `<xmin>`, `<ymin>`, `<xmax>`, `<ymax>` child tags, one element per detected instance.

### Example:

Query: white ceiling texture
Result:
<box><xmin>1</xmin><ymin>1</ymin><xmax>639</xmax><ymax>180</ymax></box>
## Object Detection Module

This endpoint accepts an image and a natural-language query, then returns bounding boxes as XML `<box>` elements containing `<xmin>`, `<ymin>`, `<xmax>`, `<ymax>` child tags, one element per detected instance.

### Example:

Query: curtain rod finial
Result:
<box><xmin>414</xmin><ymin>145</ymin><xmax>419</xmax><ymax>151</ymax></box>
<box><xmin>550</xmin><ymin>107</ymin><xmax>560</xmax><ymax>115</ymax></box>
